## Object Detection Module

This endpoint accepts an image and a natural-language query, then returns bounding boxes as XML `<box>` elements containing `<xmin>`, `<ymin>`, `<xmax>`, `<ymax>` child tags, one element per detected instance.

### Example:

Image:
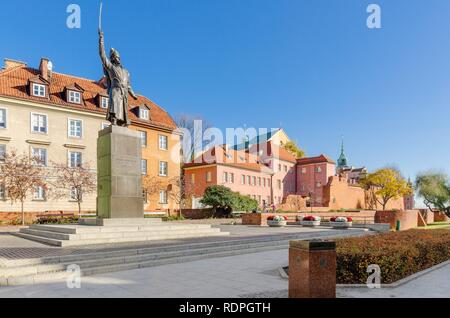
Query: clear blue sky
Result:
<box><xmin>1</xmin><ymin>0</ymin><xmax>450</xmax><ymax>183</ymax></box>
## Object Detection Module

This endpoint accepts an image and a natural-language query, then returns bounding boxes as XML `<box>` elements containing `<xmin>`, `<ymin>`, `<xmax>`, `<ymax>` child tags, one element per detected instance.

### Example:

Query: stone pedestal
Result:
<box><xmin>288</xmin><ymin>240</ymin><xmax>336</xmax><ymax>298</ymax></box>
<box><xmin>96</xmin><ymin>125</ymin><xmax>144</xmax><ymax>219</ymax></box>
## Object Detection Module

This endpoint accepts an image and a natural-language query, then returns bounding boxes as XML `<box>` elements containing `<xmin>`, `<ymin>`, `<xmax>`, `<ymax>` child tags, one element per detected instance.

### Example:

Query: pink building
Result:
<box><xmin>183</xmin><ymin>142</ymin><xmax>297</xmax><ymax>208</ymax></box>
<box><xmin>296</xmin><ymin>155</ymin><xmax>336</xmax><ymax>207</ymax></box>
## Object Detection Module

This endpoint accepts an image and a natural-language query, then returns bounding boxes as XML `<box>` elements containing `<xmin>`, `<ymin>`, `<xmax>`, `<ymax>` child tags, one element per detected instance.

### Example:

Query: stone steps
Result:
<box><xmin>21</xmin><ymin>227</ymin><xmax>222</xmax><ymax>241</ymax></box>
<box><xmin>14</xmin><ymin>230</ymin><xmax>228</xmax><ymax>247</ymax></box>
<box><xmin>15</xmin><ymin>221</ymin><xmax>229</xmax><ymax>247</ymax></box>
<box><xmin>0</xmin><ymin>230</ymin><xmax>369</xmax><ymax>286</ymax></box>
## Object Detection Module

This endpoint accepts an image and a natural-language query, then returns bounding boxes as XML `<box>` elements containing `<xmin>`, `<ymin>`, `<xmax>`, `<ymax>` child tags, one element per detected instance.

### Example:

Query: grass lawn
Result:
<box><xmin>422</xmin><ymin>222</ymin><xmax>450</xmax><ymax>230</ymax></box>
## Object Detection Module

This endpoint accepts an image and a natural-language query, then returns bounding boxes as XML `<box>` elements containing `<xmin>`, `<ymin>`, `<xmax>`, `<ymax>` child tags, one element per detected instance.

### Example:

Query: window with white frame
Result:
<box><xmin>139</xmin><ymin>108</ymin><xmax>149</xmax><ymax>120</ymax></box>
<box><xmin>247</xmin><ymin>176</ymin><xmax>251</xmax><ymax>185</ymax></box>
<box><xmin>230</xmin><ymin>173</ymin><xmax>234</xmax><ymax>184</ymax></box>
<box><xmin>284</xmin><ymin>165</ymin><xmax>288</xmax><ymax>172</ymax></box>
<box><xmin>241</xmin><ymin>175</ymin><xmax>245</xmax><ymax>185</ymax></box>
<box><xmin>31</xmin><ymin>113</ymin><xmax>48</xmax><ymax>133</ymax></box>
<box><xmin>31</xmin><ymin>148</ymin><xmax>47</xmax><ymax>166</ymax></box>
<box><xmin>139</xmin><ymin>131</ymin><xmax>147</xmax><ymax>147</ymax></box>
<box><xmin>263</xmin><ymin>178</ymin><xmax>266</xmax><ymax>187</ymax></box>
<box><xmin>159</xmin><ymin>135</ymin><xmax>168</xmax><ymax>150</ymax></box>
<box><xmin>316</xmin><ymin>166</ymin><xmax>322</xmax><ymax>173</ymax></box>
<box><xmin>223</xmin><ymin>172</ymin><xmax>228</xmax><ymax>183</ymax></box>
<box><xmin>142</xmin><ymin>190</ymin><xmax>148</xmax><ymax>203</ymax></box>
<box><xmin>68</xmin><ymin>119</ymin><xmax>83</xmax><ymax>138</ymax></box>
<box><xmin>32</xmin><ymin>83</ymin><xmax>46</xmax><ymax>97</ymax></box>
<box><xmin>252</xmin><ymin>176</ymin><xmax>256</xmax><ymax>186</ymax></box>
<box><xmin>68</xmin><ymin>151</ymin><xmax>82</xmax><ymax>168</ymax></box>
<box><xmin>0</xmin><ymin>185</ymin><xmax>5</xmax><ymax>200</ymax></box>
<box><xmin>33</xmin><ymin>186</ymin><xmax>46</xmax><ymax>201</ymax></box>
<box><xmin>0</xmin><ymin>144</ymin><xmax>5</xmax><ymax>163</ymax></box>
<box><xmin>159</xmin><ymin>161</ymin><xmax>168</xmax><ymax>176</ymax></box>
<box><xmin>258</xmin><ymin>177</ymin><xmax>261</xmax><ymax>187</ymax></box>
<box><xmin>70</xmin><ymin>187</ymin><xmax>81</xmax><ymax>201</ymax></box>
<box><xmin>68</xmin><ymin>91</ymin><xmax>81</xmax><ymax>104</ymax></box>
<box><xmin>0</xmin><ymin>108</ymin><xmax>6</xmax><ymax>129</ymax></box>
<box><xmin>206</xmin><ymin>171</ymin><xmax>212</xmax><ymax>182</ymax></box>
<box><xmin>141</xmin><ymin>159</ymin><xmax>148</xmax><ymax>175</ymax></box>
<box><xmin>101</xmin><ymin>97</ymin><xmax>108</xmax><ymax>109</ymax></box>
<box><xmin>159</xmin><ymin>190</ymin><xmax>168</xmax><ymax>204</ymax></box>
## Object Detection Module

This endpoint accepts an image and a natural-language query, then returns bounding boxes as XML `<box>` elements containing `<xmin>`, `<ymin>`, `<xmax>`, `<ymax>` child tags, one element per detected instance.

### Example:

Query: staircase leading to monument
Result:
<box><xmin>1</xmin><ymin>229</ymin><xmax>368</xmax><ymax>286</ymax></box>
<box><xmin>14</xmin><ymin>218</ymin><xmax>229</xmax><ymax>247</ymax></box>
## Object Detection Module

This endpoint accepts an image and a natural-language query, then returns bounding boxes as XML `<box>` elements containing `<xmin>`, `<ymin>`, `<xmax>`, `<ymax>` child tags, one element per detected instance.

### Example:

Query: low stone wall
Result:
<box><xmin>242</xmin><ymin>211</ymin><xmax>376</xmax><ymax>226</ymax></box>
<box><xmin>434</xmin><ymin>212</ymin><xmax>450</xmax><ymax>223</ymax></box>
<box><xmin>374</xmin><ymin>210</ymin><xmax>419</xmax><ymax>231</ymax></box>
<box><xmin>181</xmin><ymin>209</ymin><xmax>214</xmax><ymax>220</ymax></box>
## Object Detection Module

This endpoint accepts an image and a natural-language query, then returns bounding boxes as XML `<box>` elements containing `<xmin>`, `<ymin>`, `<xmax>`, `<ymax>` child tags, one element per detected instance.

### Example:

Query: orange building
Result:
<box><xmin>0</xmin><ymin>57</ymin><xmax>180</xmax><ymax>220</ymax></box>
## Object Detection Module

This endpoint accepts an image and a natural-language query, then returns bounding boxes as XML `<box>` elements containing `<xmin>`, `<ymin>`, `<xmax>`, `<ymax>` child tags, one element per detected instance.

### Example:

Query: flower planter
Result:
<box><xmin>267</xmin><ymin>220</ymin><xmax>287</xmax><ymax>227</ymax></box>
<box><xmin>300</xmin><ymin>220</ymin><xmax>321</xmax><ymax>227</ymax></box>
<box><xmin>330</xmin><ymin>221</ymin><xmax>353</xmax><ymax>229</ymax></box>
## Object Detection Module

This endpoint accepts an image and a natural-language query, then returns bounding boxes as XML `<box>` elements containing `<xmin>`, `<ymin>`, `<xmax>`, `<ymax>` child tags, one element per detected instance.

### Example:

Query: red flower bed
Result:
<box><xmin>267</xmin><ymin>215</ymin><xmax>288</xmax><ymax>221</ymax></box>
<box><xmin>330</xmin><ymin>217</ymin><xmax>353</xmax><ymax>222</ymax></box>
<box><xmin>302</xmin><ymin>216</ymin><xmax>319</xmax><ymax>221</ymax></box>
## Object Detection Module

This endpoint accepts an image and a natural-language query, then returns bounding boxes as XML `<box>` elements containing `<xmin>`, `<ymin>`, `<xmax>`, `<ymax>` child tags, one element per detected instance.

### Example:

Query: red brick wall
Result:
<box><xmin>418</xmin><ymin>209</ymin><xmax>434</xmax><ymax>227</ymax></box>
<box><xmin>374</xmin><ymin>210</ymin><xmax>419</xmax><ymax>231</ymax></box>
<box><xmin>434</xmin><ymin>212</ymin><xmax>450</xmax><ymax>223</ymax></box>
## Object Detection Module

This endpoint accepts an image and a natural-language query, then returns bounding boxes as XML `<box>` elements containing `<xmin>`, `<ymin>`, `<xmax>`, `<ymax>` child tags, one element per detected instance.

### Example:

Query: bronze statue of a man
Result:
<box><xmin>99</xmin><ymin>30</ymin><xmax>138</xmax><ymax>127</ymax></box>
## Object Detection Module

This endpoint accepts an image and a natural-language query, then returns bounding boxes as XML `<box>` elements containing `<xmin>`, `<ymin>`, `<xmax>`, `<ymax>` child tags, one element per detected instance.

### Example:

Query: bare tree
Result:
<box><xmin>142</xmin><ymin>175</ymin><xmax>165</xmax><ymax>203</ymax></box>
<box><xmin>167</xmin><ymin>174</ymin><xmax>198</xmax><ymax>209</ymax></box>
<box><xmin>174</xmin><ymin>114</ymin><xmax>212</xmax><ymax>163</ymax></box>
<box><xmin>50</xmin><ymin>162</ymin><xmax>97</xmax><ymax>217</ymax></box>
<box><xmin>0</xmin><ymin>150</ymin><xmax>48</xmax><ymax>225</ymax></box>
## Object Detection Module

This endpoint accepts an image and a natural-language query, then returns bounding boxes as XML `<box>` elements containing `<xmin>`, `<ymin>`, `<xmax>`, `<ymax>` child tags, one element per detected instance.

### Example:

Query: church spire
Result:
<box><xmin>337</xmin><ymin>135</ymin><xmax>348</xmax><ymax>170</ymax></box>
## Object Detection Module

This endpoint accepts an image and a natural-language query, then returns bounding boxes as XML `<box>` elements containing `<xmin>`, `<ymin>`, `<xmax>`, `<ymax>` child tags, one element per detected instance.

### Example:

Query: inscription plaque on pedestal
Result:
<box><xmin>97</xmin><ymin>125</ymin><xmax>144</xmax><ymax>219</ymax></box>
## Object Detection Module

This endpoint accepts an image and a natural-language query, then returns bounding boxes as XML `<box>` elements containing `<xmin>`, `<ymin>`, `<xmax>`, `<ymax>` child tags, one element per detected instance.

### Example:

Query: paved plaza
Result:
<box><xmin>0</xmin><ymin>222</ymin><xmax>448</xmax><ymax>298</ymax></box>
<box><xmin>0</xmin><ymin>248</ymin><xmax>449</xmax><ymax>298</ymax></box>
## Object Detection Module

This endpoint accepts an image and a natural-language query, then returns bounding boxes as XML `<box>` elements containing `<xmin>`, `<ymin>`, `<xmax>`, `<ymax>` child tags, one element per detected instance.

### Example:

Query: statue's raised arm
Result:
<box><xmin>99</xmin><ymin>30</ymin><xmax>111</xmax><ymax>70</ymax></box>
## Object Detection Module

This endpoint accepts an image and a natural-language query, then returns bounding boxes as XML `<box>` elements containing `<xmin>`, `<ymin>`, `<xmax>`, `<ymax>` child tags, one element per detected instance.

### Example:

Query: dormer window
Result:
<box><xmin>68</xmin><ymin>91</ymin><xmax>81</xmax><ymax>104</ymax></box>
<box><xmin>32</xmin><ymin>83</ymin><xmax>46</xmax><ymax>97</ymax></box>
<box><xmin>65</xmin><ymin>83</ymin><xmax>84</xmax><ymax>105</ymax></box>
<box><xmin>101</xmin><ymin>97</ymin><xmax>108</xmax><ymax>109</ymax></box>
<box><xmin>140</xmin><ymin>109</ymin><xmax>149</xmax><ymax>120</ymax></box>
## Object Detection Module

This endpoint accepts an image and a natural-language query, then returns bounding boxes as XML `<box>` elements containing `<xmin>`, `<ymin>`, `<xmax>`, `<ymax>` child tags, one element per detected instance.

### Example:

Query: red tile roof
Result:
<box><xmin>249</xmin><ymin>142</ymin><xmax>297</xmax><ymax>163</ymax></box>
<box><xmin>0</xmin><ymin>64</ymin><xmax>177</xmax><ymax>131</ymax></box>
<box><xmin>184</xmin><ymin>146</ymin><xmax>270</xmax><ymax>172</ymax></box>
<box><xmin>296</xmin><ymin>155</ymin><xmax>335</xmax><ymax>165</ymax></box>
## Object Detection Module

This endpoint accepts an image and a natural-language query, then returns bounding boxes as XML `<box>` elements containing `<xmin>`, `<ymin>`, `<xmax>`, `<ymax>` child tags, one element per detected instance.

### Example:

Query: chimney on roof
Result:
<box><xmin>3</xmin><ymin>58</ymin><xmax>27</xmax><ymax>70</ymax></box>
<box><xmin>39</xmin><ymin>58</ymin><xmax>51</xmax><ymax>80</ymax></box>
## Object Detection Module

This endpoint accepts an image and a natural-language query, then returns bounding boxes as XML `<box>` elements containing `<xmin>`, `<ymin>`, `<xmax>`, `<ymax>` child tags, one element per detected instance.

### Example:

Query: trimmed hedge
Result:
<box><xmin>336</xmin><ymin>229</ymin><xmax>450</xmax><ymax>284</ymax></box>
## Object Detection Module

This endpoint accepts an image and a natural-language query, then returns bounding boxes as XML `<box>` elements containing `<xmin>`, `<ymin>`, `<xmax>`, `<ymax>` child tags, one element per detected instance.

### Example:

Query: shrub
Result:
<box><xmin>200</xmin><ymin>185</ymin><xmax>258</xmax><ymax>217</ymax></box>
<box><xmin>35</xmin><ymin>216</ymin><xmax>79</xmax><ymax>225</ymax></box>
<box><xmin>336</xmin><ymin>229</ymin><xmax>450</xmax><ymax>284</ymax></box>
